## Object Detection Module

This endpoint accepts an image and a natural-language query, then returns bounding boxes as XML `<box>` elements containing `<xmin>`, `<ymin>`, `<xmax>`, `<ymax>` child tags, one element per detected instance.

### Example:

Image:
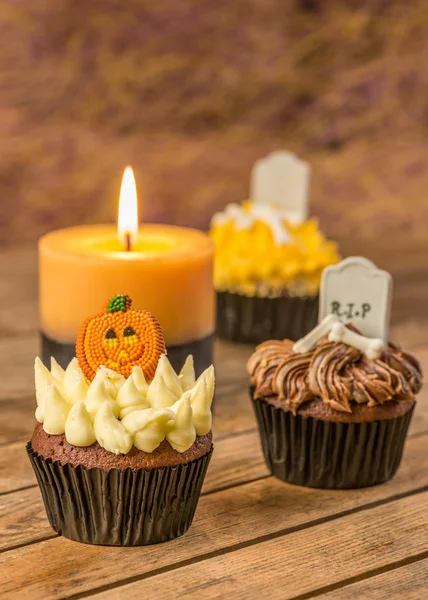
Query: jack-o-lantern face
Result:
<box><xmin>76</xmin><ymin>294</ymin><xmax>166</xmax><ymax>380</ymax></box>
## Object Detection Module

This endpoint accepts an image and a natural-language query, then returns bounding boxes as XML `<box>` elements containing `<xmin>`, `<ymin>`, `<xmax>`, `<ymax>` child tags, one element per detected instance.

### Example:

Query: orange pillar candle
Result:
<box><xmin>39</xmin><ymin>168</ymin><xmax>215</xmax><ymax>373</ymax></box>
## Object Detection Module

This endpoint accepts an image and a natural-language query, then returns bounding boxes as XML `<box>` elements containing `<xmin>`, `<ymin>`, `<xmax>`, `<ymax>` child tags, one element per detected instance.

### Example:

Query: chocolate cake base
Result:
<box><xmin>32</xmin><ymin>422</ymin><xmax>212</xmax><ymax>471</ymax></box>
<box><xmin>41</xmin><ymin>332</ymin><xmax>214</xmax><ymax>376</ymax></box>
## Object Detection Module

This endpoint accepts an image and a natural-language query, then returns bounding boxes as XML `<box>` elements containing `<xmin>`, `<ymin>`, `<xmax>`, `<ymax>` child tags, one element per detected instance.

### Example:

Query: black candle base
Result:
<box><xmin>40</xmin><ymin>332</ymin><xmax>214</xmax><ymax>377</ymax></box>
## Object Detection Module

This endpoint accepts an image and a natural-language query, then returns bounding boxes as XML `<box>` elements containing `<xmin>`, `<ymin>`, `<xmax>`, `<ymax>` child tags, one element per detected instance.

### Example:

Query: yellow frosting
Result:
<box><xmin>210</xmin><ymin>201</ymin><xmax>340</xmax><ymax>297</ymax></box>
<box><xmin>34</xmin><ymin>353</ymin><xmax>214</xmax><ymax>455</ymax></box>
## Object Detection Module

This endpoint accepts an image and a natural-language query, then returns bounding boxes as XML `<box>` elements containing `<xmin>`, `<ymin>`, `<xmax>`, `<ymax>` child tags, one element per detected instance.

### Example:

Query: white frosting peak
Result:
<box><xmin>116</xmin><ymin>374</ymin><xmax>149</xmax><ymax>419</ymax></box>
<box><xmin>62</xmin><ymin>358</ymin><xmax>89</xmax><ymax>405</ymax></box>
<box><xmin>99</xmin><ymin>366</ymin><xmax>126</xmax><ymax>396</ymax></box>
<box><xmin>92</xmin><ymin>368</ymin><xmax>119</xmax><ymax>399</ymax></box>
<box><xmin>43</xmin><ymin>384</ymin><xmax>71</xmax><ymax>435</ymax></box>
<box><xmin>35</xmin><ymin>357</ymin><xmax>54</xmax><ymax>423</ymax></box>
<box><xmin>86</xmin><ymin>377</ymin><xmax>119</xmax><ymax>418</ymax></box>
<box><xmin>63</xmin><ymin>358</ymin><xmax>83</xmax><ymax>390</ymax></box>
<box><xmin>179</xmin><ymin>355</ymin><xmax>196</xmax><ymax>391</ymax></box>
<box><xmin>121</xmin><ymin>408</ymin><xmax>176</xmax><ymax>452</ymax></box>
<box><xmin>65</xmin><ymin>402</ymin><xmax>96</xmax><ymax>447</ymax></box>
<box><xmin>166</xmin><ymin>395</ymin><xmax>196</xmax><ymax>452</ymax></box>
<box><xmin>155</xmin><ymin>354</ymin><xmax>183</xmax><ymax>398</ymax></box>
<box><xmin>94</xmin><ymin>402</ymin><xmax>133</xmax><ymax>455</ymax></box>
<box><xmin>147</xmin><ymin>373</ymin><xmax>178</xmax><ymax>409</ymax></box>
<box><xmin>188</xmin><ymin>366</ymin><xmax>215</xmax><ymax>436</ymax></box>
<box><xmin>50</xmin><ymin>356</ymin><xmax>65</xmax><ymax>383</ymax></box>
<box><xmin>131</xmin><ymin>365</ymin><xmax>149</xmax><ymax>396</ymax></box>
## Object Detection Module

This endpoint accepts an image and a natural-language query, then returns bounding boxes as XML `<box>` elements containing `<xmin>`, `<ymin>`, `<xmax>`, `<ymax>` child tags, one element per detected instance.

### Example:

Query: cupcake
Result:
<box><xmin>27</xmin><ymin>294</ymin><xmax>215</xmax><ymax>546</ymax></box>
<box><xmin>247</xmin><ymin>317</ymin><xmax>422</xmax><ymax>489</ymax></box>
<box><xmin>210</xmin><ymin>151</ymin><xmax>340</xmax><ymax>344</ymax></box>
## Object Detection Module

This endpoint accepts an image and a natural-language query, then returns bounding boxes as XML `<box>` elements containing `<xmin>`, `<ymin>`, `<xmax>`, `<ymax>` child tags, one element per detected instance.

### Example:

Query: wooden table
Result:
<box><xmin>1</xmin><ymin>241</ymin><xmax>428</xmax><ymax>599</ymax></box>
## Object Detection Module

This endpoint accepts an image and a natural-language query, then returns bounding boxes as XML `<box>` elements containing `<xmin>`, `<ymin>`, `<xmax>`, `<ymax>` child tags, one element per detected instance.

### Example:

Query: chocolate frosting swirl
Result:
<box><xmin>247</xmin><ymin>328</ymin><xmax>423</xmax><ymax>415</ymax></box>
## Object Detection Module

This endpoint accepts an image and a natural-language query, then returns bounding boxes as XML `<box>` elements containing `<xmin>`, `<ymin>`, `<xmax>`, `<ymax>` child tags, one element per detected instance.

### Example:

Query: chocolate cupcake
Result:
<box><xmin>27</xmin><ymin>294</ymin><xmax>215</xmax><ymax>546</ymax></box>
<box><xmin>247</xmin><ymin>322</ymin><xmax>422</xmax><ymax>489</ymax></box>
<box><xmin>210</xmin><ymin>151</ymin><xmax>340</xmax><ymax>344</ymax></box>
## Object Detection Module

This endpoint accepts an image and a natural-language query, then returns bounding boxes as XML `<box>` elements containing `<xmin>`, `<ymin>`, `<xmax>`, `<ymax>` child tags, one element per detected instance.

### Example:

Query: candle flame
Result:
<box><xmin>118</xmin><ymin>166</ymin><xmax>138</xmax><ymax>250</ymax></box>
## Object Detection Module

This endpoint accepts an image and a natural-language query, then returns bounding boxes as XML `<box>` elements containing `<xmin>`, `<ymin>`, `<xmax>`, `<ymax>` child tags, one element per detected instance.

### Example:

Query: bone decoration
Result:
<box><xmin>293</xmin><ymin>314</ymin><xmax>340</xmax><ymax>353</ymax></box>
<box><xmin>328</xmin><ymin>322</ymin><xmax>384</xmax><ymax>360</ymax></box>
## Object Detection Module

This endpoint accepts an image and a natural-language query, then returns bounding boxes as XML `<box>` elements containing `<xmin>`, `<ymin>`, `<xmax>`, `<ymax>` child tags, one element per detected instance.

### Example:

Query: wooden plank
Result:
<box><xmin>214</xmin><ymin>339</ymin><xmax>252</xmax><ymax>388</ymax></box>
<box><xmin>0</xmin><ymin>429</ymin><xmax>269</xmax><ymax>548</ymax></box>
<box><xmin>1</xmin><ymin>434</ymin><xmax>427</xmax><ymax>599</ymax></box>
<box><xmin>0</xmin><ymin>317</ymin><xmax>426</xmax><ymax>408</ymax></box>
<box><xmin>0</xmin><ymin>396</ymin><xmax>34</xmax><ymax>445</ymax></box>
<box><xmin>315</xmin><ymin>557</ymin><xmax>428</xmax><ymax>600</ymax></box>
<box><xmin>0</xmin><ymin>486</ymin><xmax>54</xmax><ymax>551</ymax></box>
<box><xmin>213</xmin><ymin>384</ymin><xmax>255</xmax><ymax>438</ymax></box>
<box><xmin>91</xmin><ymin>492</ymin><xmax>428</xmax><ymax>600</ymax></box>
<box><xmin>0</xmin><ymin>326</ymin><xmax>425</xmax><ymax>405</ymax></box>
<box><xmin>0</xmin><ymin>441</ymin><xmax>36</xmax><ymax>494</ymax></box>
<box><xmin>2</xmin><ymin>383</ymin><xmax>427</xmax><ymax>494</ymax></box>
<box><xmin>0</xmin><ymin>427</ymin><xmax>268</xmax><ymax>497</ymax></box>
<box><xmin>0</xmin><ymin>334</ymin><xmax>38</xmax><ymax>400</ymax></box>
<box><xmin>0</xmin><ymin>385</ymin><xmax>255</xmax><ymax>449</ymax></box>
<box><xmin>203</xmin><ymin>430</ymin><xmax>268</xmax><ymax>495</ymax></box>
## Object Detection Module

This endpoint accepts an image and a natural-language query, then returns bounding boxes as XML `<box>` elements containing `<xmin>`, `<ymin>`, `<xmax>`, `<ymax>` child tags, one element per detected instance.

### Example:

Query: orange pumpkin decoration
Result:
<box><xmin>76</xmin><ymin>294</ymin><xmax>166</xmax><ymax>381</ymax></box>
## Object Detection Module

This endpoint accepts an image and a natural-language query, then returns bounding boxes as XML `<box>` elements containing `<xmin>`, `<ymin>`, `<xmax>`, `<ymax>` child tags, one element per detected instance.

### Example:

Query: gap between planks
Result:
<box><xmin>307</xmin><ymin>556</ymin><xmax>428</xmax><ymax>600</ymax></box>
<box><xmin>1</xmin><ymin>433</ymin><xmax>428</xmax><ymax>599</ymax></box>
<box><xmin>56</xmin><ymin>488</ymin><xmax>428</xmax><ymax>600</ymax></box>
<box><xmin>1</xmin><ymin>385</ymin><xmax>428</xmax><ymax>499</ymax></box>
<box><xmin>2</xmin><ymin>394</ymin><xmax>428</xmax><ymax>497</ymax></box>
<box><xmin>80</xmin><ymin>491</ymin><xmax>428</xmax><ymax>600</ymax></box>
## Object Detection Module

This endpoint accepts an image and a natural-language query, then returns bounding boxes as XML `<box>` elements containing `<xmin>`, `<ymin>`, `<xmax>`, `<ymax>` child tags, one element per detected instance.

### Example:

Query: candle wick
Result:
<box><xmin>125</xmin><ymin>233</ymin><xmax>132</xmax><ymax>252</ymax></box>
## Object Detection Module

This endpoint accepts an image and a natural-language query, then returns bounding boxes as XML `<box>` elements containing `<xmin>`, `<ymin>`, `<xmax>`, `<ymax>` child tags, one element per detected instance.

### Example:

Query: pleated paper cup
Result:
<box><xmin>27</xmin><ymin>442</ymin><xmax>213</xmax><ymax>546</ymax></box>
<box><xmin>250</xmin><ymin>391</ymin><xmax>414</xmax><ymax>489</ymax></box>
<box><xmin>216</xmin><ymin>291</ymin><xmax>318</xmax><ymax>344</ymax></box>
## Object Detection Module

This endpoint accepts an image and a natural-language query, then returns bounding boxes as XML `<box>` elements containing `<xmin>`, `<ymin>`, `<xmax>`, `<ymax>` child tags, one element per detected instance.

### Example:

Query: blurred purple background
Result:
<box><xmin>1</xmin><ymin>0</ymin><xmax>428</xmax><ymax>245</ymax></box>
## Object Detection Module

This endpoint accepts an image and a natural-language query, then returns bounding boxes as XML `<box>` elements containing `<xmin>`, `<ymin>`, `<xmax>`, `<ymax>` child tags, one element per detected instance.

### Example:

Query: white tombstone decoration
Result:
<box><xmin>319</xmin><ymin>257</ymin><xmax>393</xmax><ymax>344</ymax></box>
<box><xmin>250</xmin><ymin>151</ymin><xmax>311</xmax><ymax>224</ymax></box>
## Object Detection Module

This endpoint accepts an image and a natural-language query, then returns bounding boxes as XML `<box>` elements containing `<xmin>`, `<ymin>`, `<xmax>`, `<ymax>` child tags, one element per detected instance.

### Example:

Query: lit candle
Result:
<box><xmin>39</xmin><ymin>167</ymin><xmax>215</xmax><ymax>374</ymax></box>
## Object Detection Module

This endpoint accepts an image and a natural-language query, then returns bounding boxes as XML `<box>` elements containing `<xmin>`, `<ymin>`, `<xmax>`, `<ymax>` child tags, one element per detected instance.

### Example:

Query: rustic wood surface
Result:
<box><xmin>0</xmin><ymin>241</ymin><xmax>427</xmax><ymax>599</ymax></box>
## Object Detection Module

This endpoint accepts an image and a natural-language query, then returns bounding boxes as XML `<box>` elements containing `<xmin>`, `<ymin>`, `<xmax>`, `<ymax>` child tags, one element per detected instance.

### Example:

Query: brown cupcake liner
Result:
<box><xmin>27</xmin><ymin>442</ymin><xmax>213</xmax><ymax>546</ymax></box>
<box><xmin>250</xmin><ymin>391</ymin><xmax>414</xmax><ymax>489</ymax></box>
<box><xmin>216</xmin><ymin>291</ymin><xmax>318</xmax><ymax>344</ymax></box>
